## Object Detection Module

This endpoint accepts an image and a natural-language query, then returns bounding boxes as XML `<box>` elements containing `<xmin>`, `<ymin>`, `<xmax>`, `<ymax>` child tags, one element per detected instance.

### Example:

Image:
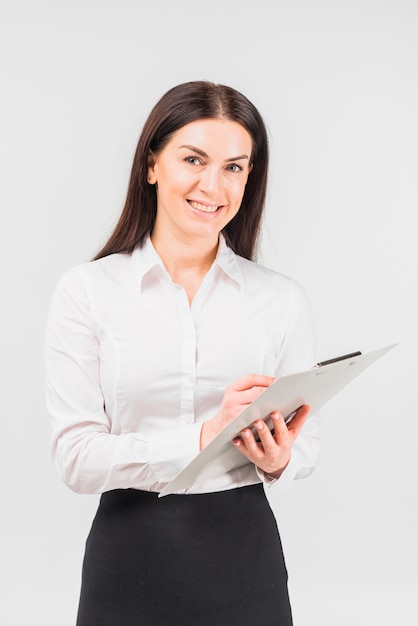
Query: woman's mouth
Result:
<box><xmin>188</xmin><ymin>200</ymin><xmax>221</xmax><ymax>213</ymax></box>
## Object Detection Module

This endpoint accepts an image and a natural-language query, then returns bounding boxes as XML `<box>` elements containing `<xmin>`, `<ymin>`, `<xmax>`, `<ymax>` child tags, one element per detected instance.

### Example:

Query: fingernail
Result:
<box><xmin>242</xmin><ymin>429</ymin><xmax>251</xmax><ymax>439</ymax></box>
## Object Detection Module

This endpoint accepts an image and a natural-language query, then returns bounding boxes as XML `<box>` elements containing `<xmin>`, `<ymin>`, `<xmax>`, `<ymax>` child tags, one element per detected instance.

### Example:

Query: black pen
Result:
<box><xmin>314</xmin><ymin>351</ymin><xmax>362</xmax><ymax>368</ymax></box>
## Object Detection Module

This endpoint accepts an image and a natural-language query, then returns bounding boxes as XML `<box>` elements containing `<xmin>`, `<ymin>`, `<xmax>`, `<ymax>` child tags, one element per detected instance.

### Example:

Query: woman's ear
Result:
<box><xmin>147</xmin><ymin>152</ymin><xmax>157</xmax><ymax>184</ymax></box>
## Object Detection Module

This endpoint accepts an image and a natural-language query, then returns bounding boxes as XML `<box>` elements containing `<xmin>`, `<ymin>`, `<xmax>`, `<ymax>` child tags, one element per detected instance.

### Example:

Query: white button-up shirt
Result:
<box><xmin>45</xmin><ymin>235</ymin><xmax>320</xmax><ymax>495</ymax></box>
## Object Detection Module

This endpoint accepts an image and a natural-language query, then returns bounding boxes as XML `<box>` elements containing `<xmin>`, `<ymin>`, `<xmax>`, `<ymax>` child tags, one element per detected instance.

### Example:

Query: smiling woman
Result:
<box><xmin>45</xmin><ymin>81</ymin><xmax>320</xmax><ymax>626</ymax></box>
<box><xmin>93</xmin><ymin>81</ymin><xmax>269</xmax><ymax>262</ymax></box>
<box><xmin>148</xmin><ymin>118</ymin><xmax>254</xmax><ymax>298</ymax></box>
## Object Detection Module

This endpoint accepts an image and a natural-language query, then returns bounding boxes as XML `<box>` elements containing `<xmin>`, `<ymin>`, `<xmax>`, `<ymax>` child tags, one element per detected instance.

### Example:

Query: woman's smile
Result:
<box><xmin>187</xmin><ymin>199</ymin><xmax>222</xmax><ymax>214</ymax></box>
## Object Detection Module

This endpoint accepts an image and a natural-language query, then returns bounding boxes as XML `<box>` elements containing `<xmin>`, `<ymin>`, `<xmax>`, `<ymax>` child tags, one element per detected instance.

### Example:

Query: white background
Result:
<box><xmin>1</xmin><ymin>1</ymin><xmax>417</xmax><ymax>624</ymax></box>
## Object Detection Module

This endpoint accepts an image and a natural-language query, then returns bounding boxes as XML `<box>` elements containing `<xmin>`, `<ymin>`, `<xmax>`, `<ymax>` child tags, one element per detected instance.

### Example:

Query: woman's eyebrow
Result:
<box><xmin>179</xmin><ymin>144</ymin><xmax>250</xmax><ymax>162</ymax></box>
<box><xmin>225</xmin><ymin>155</ymin><xmax>250</xmax><ymax>162</ymax></box>
<box><xmin>179</xmin><ymin>144</ymin><xmax>208</xmax><ymax>157</ymax></box>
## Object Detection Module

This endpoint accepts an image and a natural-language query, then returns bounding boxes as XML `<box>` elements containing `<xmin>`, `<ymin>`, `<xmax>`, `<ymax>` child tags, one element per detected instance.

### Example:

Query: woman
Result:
<box><xmin>45</xmin><ymin>81</ymin><xmax>320</xmax><ymax>625</ymax></box>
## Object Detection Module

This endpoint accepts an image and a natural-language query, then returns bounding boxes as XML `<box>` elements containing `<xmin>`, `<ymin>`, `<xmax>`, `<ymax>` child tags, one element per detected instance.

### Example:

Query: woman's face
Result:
<box><xmin>148</xmin><ymin>118</ymin><xmax>253</xmax><ymax>247</ymax></box>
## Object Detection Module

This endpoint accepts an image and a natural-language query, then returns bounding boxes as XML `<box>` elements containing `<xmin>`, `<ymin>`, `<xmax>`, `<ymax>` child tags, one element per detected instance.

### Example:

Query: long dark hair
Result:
<box><xmin>94</xmin><ymin>81</ymin><xmax>269</xmax><ymax>261</ymax></box>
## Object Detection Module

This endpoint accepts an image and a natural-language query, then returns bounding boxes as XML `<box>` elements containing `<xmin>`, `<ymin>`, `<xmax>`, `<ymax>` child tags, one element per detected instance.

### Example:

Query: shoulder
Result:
<box><xmin>56</xmin><ymin>252</ymin><xmax>133</xmax><ymax>290</ymax></box>
<box><xmin>51</xmin><ymin>253</ymin><xmax>136</xmax><ymax>309</ymax></box>
<box><xmin>236</xmin><ymin>255</ymin><xmax>307</xmax><ymax>303</ymax></box>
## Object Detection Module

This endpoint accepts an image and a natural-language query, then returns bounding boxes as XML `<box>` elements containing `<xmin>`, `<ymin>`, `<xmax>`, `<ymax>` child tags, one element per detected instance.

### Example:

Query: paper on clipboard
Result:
<box><xmin>159</xmin><ymin>343</ymin><xmax>397</xmax><ymax>497</ymax></box>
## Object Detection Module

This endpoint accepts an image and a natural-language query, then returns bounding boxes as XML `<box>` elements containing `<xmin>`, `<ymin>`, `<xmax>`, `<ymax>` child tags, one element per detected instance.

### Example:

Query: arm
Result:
<box><xmin>45</xmin><ymin>269</ymin><xmax>201</xmax><ymax>494</ymax></box>
<box><xmin>254</xmin><ymin>280</ymin><xmax>321</xmax><ymax>488</ymax></box>
<box><xmin>200</xmin><ymin>281</ymin><xmax>321</xmax><ymax>489</ymax></box>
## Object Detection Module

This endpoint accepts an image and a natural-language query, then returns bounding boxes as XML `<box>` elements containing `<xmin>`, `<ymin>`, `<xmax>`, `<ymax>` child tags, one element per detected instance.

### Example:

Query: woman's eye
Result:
<box><xmin>185</xmin><ymin>156</ymin><xmax>202</xmax><ymax>166</ymax></box>
<box><xmin>226</xmin><ymin>163</ymin><xmax>243</xmax><ymax>173</ymax></box>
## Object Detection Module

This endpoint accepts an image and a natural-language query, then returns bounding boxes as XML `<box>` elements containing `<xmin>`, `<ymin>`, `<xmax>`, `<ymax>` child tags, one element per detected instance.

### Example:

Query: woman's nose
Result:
<box><xmin>199</xmin><ymin>165</ymin><xmax>222</xmax><ymax>195</ymax></box>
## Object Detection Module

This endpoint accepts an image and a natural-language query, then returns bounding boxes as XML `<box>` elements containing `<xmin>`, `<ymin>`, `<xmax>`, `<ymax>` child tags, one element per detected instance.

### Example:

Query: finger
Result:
<box><xmin>229</xmin><ymin>373</ymin><xmax>275</xmax><ymax>392</ymax></box>
<box><xmin>229</xmin><ymin>385</ymin><xmax>272</xmax><ymax>406</ymax></box>
<box><xmin>252</xmin><ymin>419</ymin><xmax>277</xmax><ymax>452</ymax></box>
<box><xmin>287</xmin><ymin>405</ymin><xmax>311</xmax><ymax>436</ymax></box>
<box><xmin>271</xmin><ymin>412</ymin><xmax>289</xmax><ymax>444</ymax></box>
<box><xmin>232</xmin><ymin>431</ymin><xmax>252</xmax><ymax>459</ymax></box>
<box><xmin>234</xmin><ymin>427</ymin><xmax>263</xmax><ymax>459</ymax></box>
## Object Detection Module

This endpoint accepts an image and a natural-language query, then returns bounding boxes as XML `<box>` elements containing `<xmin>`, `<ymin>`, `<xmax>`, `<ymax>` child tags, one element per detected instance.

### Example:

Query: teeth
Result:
<box><xmin>189</xmin><ymin>200</ymin><xmax>219</xmax><ymax>213</ymax></box>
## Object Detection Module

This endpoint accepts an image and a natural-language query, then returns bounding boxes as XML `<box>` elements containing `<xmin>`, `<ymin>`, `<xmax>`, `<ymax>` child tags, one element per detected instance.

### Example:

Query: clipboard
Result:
<box><xmin>159</xmin><ymin>343</ymin><xmax>397</xmax><ymax>497</ymax></box>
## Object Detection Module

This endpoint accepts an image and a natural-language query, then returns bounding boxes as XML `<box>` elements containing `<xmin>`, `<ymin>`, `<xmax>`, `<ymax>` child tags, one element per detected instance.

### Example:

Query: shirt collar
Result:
<box><xmin>131</xmin><ymin>236</ymin><xmax>166</xmax><ymax>289</ymax></box>
<box><xmin>131</xmin><ymin>234</ymin><xmax>245</xmax><ymax>291</ymax></box>
<box><xmin>214</xmin><ymin>234</ymin><xmax>245</xmax><ymax>288</ymax></box>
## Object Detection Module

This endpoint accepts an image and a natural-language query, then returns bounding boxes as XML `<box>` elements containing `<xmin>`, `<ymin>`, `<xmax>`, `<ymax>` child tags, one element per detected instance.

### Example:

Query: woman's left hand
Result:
<box><xmin>232</xmin><ymin>405</ymin><xmax>311</xmax><ymax>479</ymax></box>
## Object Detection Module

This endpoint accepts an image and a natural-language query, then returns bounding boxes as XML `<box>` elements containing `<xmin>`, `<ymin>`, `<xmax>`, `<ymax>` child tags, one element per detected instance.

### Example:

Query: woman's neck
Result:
<box><xmin>151</xmin><ymin>230</ymin><xmax>219</xmax><ymax>302</ymax></box>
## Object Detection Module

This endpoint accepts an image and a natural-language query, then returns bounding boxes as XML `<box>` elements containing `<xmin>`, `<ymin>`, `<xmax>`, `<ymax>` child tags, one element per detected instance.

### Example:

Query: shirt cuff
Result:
<box><xmin>147</xmin><ymin>423</ymin><xmax>202</xmax><ymax>483</ymax></box>
<box><xmin>256</xmin><ymin>450</ymin><xmax>300</xmax><ymax>490</ymax></box>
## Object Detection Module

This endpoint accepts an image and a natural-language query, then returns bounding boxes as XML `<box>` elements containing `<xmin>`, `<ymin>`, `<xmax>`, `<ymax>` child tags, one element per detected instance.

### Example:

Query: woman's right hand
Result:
<box><xmin>199</xmin><ymin>374</ymin><xmax>276</xmax><ymax>450</ymax></box>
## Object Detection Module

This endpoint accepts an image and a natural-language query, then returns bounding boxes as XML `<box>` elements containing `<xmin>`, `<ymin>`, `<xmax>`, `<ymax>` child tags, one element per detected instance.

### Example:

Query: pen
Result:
<box><xmin>314</xmin><ymin>351</ymin><xmax>361</xmax><ymax>368</ymax></box>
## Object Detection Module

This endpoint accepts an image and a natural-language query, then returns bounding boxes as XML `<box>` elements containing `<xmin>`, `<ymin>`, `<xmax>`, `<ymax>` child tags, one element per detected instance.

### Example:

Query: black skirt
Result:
<box><xmin>76</xmin><ymin>483</ymin><xmax>293</xmax><ymax>626</ymax></box>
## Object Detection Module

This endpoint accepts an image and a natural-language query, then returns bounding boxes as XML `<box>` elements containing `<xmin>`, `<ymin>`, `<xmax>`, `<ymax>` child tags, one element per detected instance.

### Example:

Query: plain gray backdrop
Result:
<box><xmin>1</xmin><ymin>0</ymin><xmax>417</xmax><ymax>624</ymax></box>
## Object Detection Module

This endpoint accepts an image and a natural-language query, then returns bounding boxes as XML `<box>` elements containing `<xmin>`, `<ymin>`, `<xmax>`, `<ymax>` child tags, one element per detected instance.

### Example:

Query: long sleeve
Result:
<box><xmin>45</xmin><ymin>269</ymin><xmax>201</xmax><ymax>494</ymax></box>
<box><xmin>258</xmin><ymin>280</ymin><xmax>321</xmax><ymax>490</ymax></box>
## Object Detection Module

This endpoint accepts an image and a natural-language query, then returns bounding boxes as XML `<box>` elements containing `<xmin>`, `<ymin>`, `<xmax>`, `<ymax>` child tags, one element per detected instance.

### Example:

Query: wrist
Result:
<box><xmin>200</xmin><ymin>420</ymin><xmax>218</xmax><ymax>450</ymax></box>
<box><xmin>262</xmin><ymin>454</ymin><xmax>291</xmax><ymax>480</ymax></box>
